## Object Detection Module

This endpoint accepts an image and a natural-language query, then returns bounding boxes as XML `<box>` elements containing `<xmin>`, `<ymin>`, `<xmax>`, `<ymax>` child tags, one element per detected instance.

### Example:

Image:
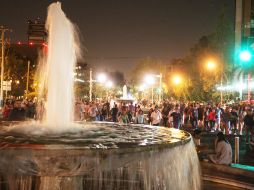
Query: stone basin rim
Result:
<box><xmin>0</xmin><ymin>121</ymin><xmax>192</xmax><ymax>151</ymax></box>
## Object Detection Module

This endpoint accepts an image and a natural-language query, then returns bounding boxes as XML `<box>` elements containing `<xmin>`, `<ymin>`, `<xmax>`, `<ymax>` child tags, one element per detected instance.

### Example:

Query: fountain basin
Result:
<box><xmin>0</xmin><ymin>122</ymin><xmax>201</xmax><ymax>190</ymax></box>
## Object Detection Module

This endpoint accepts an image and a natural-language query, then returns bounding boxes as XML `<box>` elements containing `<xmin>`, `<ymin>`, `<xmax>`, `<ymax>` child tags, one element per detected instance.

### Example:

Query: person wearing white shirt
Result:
<box><xmin>151</xmin><ymin>106</ymin><xmax>162</xmax><ymax>126</ymax></box>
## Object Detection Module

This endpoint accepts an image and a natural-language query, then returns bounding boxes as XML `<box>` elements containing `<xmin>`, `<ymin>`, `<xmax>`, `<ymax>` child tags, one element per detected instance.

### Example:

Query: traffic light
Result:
<box><xmin>238</xmin><ymin>49</ymin><xmax>253</xmax><ymax>69</ymax></box>
<box><xmin>239</xmin><ymin>50</ymin><xmax>251</xmax><ymax>62</ymax></box>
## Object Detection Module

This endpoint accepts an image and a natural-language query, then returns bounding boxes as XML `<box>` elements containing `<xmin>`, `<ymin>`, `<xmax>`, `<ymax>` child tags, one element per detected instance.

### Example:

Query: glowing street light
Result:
<box><xmin>206</xmin><ymin>60</ymin><xmax>216</xmax><ymax>70</ymax></box>
<box><xmin>239</xmin><ymin>50</ymin><xmax>251</xmax><ymax>62</ymax></box>
<box><xmin>97</xmin><ymin>73</ymin><xmax>107</xmax><ymax>83</ymax></box>
<box><xmin>145</xmin><ymin>75</ymin><xmax>155</xmax><ymax>85</ymax></box>
<box><xmin>172</xmin><ymin>75</ymin><xmax>182</xmax><ymax>85</ymax></box>
<box><xmin>144</xmin><ymin>73</ymin><xmax>163</xmax><ymax>102</ymax></box>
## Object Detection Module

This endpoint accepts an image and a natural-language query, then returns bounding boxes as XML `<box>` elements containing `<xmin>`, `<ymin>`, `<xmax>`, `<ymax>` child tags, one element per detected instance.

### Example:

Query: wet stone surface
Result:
<box><xmin>0</xmin><ymin>121</ymin><xmax>190</xmax><ymax>149</ymax></box>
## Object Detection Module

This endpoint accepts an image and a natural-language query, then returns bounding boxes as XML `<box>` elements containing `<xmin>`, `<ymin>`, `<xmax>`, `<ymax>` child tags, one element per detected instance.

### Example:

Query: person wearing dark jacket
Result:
<box><xmin>8</xmin><ymin>100</ymin><xmax>26</xmax><ymax>121</ymax></box>
<box><xmin>111</xmin><ymin>104</ymin><xmax>118</xmax><ymax>122</ymax></box>
<box><xmin>243</xmin><ymin>109</ymin><xmax>254</xmax><ymax>144</ymax></box>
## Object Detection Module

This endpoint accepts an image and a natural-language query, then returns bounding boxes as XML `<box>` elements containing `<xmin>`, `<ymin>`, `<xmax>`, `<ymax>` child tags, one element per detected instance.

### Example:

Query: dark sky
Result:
<box><xmin>1</xmin><ymin>0</ymin><xmax>235</xmax><ymax>74</ymax></box>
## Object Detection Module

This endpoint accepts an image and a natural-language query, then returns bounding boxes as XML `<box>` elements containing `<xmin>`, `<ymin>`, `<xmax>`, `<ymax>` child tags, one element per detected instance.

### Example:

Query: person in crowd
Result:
<box><xmin>2</xmin><ymin>102</ymin><xmax>12</xmax><ymax>120</ymax></box>
<box><xmin>8</xmin><ymin>100</ymin><xmax>26</xmax><ymax>121</ymax></box>
<box><xmin>243</xmin><ymin>109</ymin><xmax>254</xmax><ymax>144</ymax></box>
<box><xmin>135</xmin><ymin>109</ymin><xmax>145</xmax><ymax>124</ymax></box>
<box><xmin>105</xmin><ymin>101</ymin><xmax>110</xmax><ymax>119</ymax></box>
<box><xmin>150</xmin><ymin>105</ymin><xmax>162</xmax><ymax>126</ymax></box>
<box><xmin>190</xmin><ymin>104</ymin><xmax>198</xmax><ymax>129</ymax></box>
<box><xmin>118</xmin><ymin>109</ymin><xmax>129</xmax><ymax>124</ymax></box>
<box><xmin>161</xmin><ymin>103</ymin><xmax>170</xmax><ymax>127</ymax></box>
<box><xmin>88</xmin><ymin>102</ymin><xmax>98</xmax><ymax>121</ymax></box>
<box><xmin>170</xmin><ymin>105</ymin><xmax>182</xmax><ymax>129</ymax></box>
<box><xmin>197</xmin><ymin>103</ymin><xmax>204</xmax><ymax>127</ymax></box>
<box><xmin>204</xmin><ymin>107</ymin><xmax>210</xmax><ymax>131</ymax></box>
<box><xmin>230</xmin><ymin>107</ymin><xmax>238</xmax><ymax>135</ymax></box>
<box><xmin>215</xmin><ymin>104</ymin><xmax>222</xmax><ymax>131</ymax></box>
<box><xmin>101</xmin><ymin>105</ymin><xmax>107</xmax><ymax>121</ymax></box>
<box><xmin>209</xmin><ymin>132</ymin><xmax>232</xmax><ymax>165</ymax></box>
<box><xmin>183</xmin><ymin>104</ymin><xmax>190</xmax><ymax>125</ymax></box>
<box><xmin>111</xmin><ymin>103</ymin><xmax>119</xmax><ymax>122</ymax></box>
<box><xmin>238</xmin><ymin>106</ymin><xmax>246</xmax><ymax>135</ymax></box>
<box><xmin>147</xmin><ymin>107</ymin><xmax>154</xmax><ymax>125</ymax></box>
<box><xmin>208</xmin><ymin>108</ymin><xmax>216</xmax><ymax>131</ymax></box>
<box><xmin>221</xmin><ymin>107</ymin><xmax>232</xmax><ymax>135</ymax></box>
<box><xmin>74</xmin><ymin>101</ymin><xmax>81</xmax><ymax>121</ymax></box>
<box><xmin>95</xmin><ymin>103</ymin><xmax>102</xmax><ymax>121</ymax></box>
<box><xmin>168</xmin><ymin>108</ymin><xmax>174</xmax><ymax>127</ymax></box>
<box><xmin>26</xmin><ymin>99</ymin><xmax>36</xmax><ymax>119</ymax></box>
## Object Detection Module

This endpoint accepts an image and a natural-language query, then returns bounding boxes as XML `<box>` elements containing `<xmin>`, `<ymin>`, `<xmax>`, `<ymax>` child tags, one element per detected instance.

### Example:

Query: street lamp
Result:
<box><xmin>145</xmin><ymin>75</ymin><xmax>155</xmax><ymax>85</ymax></box>
<box><xmin>89</xmin><ymin>69</ymin><xmax>110</xmax><ymax>101</ymax></box>
<box><xmin>144</xmin><ymin>75</ymin><xmax>155</xmax><ymax>103</ymax></box>
<box><xmin>206</xmin><ymin>60</ymin><xmax>216</xmax><ymax>70</ymax></box>
<box><xmin>97</xmin><ymin>73</ymin><xmax>107</xmax><ymax>83</ymax></box>
<box><xmin>205</xmin><ymin>59</ymin><xmax>224</xmax><ymax>104</ymax></box>
<box><xmin>105</xmin><ymin>80</ymin><xmax>113</xmax><ymax>100</ymax></box>
<box><xmin>172</xmin><ymin>75</ymin><xmax>182</xmax><ymax>85</ymax></box>
<box><xmin>144</xmin><ymin>73</ymin><xmax>163</xmax><ymax>103</ymax></box>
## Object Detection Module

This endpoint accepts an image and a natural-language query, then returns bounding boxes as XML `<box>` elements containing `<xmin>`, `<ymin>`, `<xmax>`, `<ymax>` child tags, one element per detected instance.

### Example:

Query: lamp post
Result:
<box><xmin>26</xmin><ymin>60</ymin><xmax>30</xmax><ymax>98</ymax></box>
<box><xmin>144</xmin><ymin>73</ymin><xmax>162</xmax><ymax>103</ymax></box>
<box><xmin>158</xmin><ymin>73</ymin><xmax>162</xmax><ymax>102</ymax></box>
<box><xmin>105</xmin><ymin>80</ymin><xmax>113</xmax><ymax>101</ymax></box>
<box><xmin>89</xmin><ymin>69</ymin><xmax>110</xmax><ymax>101</ymax></box>
<box><xmin>144</xmin><ymin>75</ymin><xmax>155</xmax><ymax>103</ymax></box>
<box><xmin>89</xmin><ymin>68</ymin><xmax>92</xmax><ymax>102</ymax></box>
<box><xmin>0</xmin><ymin>26</ymin><xmax>11</xmax><ymax>107</ymax></box>
<box><xmin>206</xmin><ymin>60</ymin><xmax>224</xmax><ymax>104</ymax></box>
<box><xmin>172</xmin><ymin>75</ymin><xmax>182</xmax><ymax>86</ymax></box>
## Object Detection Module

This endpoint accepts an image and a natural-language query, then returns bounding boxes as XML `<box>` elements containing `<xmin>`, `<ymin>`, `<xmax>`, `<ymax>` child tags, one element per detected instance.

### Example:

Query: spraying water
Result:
<box><xmin>40</xmin><ymin>2</ymin><xmax>80</xmax><ymax>127</ymax></box>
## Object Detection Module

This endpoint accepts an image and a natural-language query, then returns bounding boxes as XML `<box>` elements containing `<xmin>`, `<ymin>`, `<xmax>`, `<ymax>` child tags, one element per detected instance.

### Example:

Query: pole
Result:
<box><xmin>26</xmin><ymin>60</ymin><xmax>30</xmax><ymax>98</ymax></box>
<box><xmin>234</xmin><ymin>137</ymin><xmax>239</xmax><ymax>163</ymax></box>
<box><xmin>247</xmin><ymin>73</ymin><xmax>251</xmax><ymax>103</ymax></box>
<box><xmin>151</xmin><ymin>85</ymin><xmax>154</xmax><ymax>103</ymax></box>
<box><xmin>0</xmin><ymin>26</ymin><xmax>11</xmax><ymax>108</ymax></box>
<box><xmin>89</xmin><ymin>68</ymin><xmax>92</xmax><ymax>102</ymax></box>
<box><xmin>159</xmin><ymin>73</ymin><xmax>162</xmax><ymax>103</ymax></box>
<box><xmin>0</xmin><ymin>28</ymin><xmax>5</xmax><ymax>107</ymax></box>
<box><xmin>220</xmin><ymin>71</ymin><xmax>223</xmax><ymax>105</ymax></box>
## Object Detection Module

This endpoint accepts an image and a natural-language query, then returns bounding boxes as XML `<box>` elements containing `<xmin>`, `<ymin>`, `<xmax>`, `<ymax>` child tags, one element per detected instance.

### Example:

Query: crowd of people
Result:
<box><xmin>1</xmin><ymin>98</ymin><xmax>254</xmax><ymax>144</ymax></box>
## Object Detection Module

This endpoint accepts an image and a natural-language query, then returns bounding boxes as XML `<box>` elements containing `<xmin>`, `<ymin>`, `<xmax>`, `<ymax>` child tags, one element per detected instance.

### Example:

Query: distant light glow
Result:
<box><xmin>145</xmin><ymin>75</ymin><xmax>155</xmax><ymax>85</ymax></box>
<box><xmin>29</xmin><ymin>42</ymin><xmax>34</xmax><ymax>46</ymax></box>
<box><xmin>172</xmin><ymin>75</ymin><xmax>182</xmax><ymax>85</ymax></box>
<box><xmin>207</xmin><ymin>60</ymin><xmax>216</xmax><ymax>70</ymax></box>
<box><xmin>239</xmin><ymin>50</ymin><xmax>251</xmax><ymax>62</ymax></box>
<box><xmin>97</xmin><ymin>73</ymin><xmax>107</xmax><ymax>83</ymax></box>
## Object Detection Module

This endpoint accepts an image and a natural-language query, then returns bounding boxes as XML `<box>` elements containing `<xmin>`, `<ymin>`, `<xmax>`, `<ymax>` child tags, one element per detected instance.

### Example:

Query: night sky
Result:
<box><xmin>0</xmin><ymin>0</ymin><xmax>234</xmax><ymax>74</ymax></box>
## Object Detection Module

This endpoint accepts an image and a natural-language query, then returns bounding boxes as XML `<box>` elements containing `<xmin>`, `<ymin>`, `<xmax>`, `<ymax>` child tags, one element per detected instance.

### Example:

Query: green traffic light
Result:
<box><xmin>239</xmin><ymin>50</ymin><xmax>251</xmax><ymax>62</ymax></box>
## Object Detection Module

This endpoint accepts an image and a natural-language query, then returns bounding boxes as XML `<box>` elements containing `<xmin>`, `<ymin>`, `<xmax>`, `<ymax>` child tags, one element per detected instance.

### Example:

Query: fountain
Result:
<box><xmin>0</xmin><ymin>2</ymin><xmax>201</xmax><ymax>190</ymax></box>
